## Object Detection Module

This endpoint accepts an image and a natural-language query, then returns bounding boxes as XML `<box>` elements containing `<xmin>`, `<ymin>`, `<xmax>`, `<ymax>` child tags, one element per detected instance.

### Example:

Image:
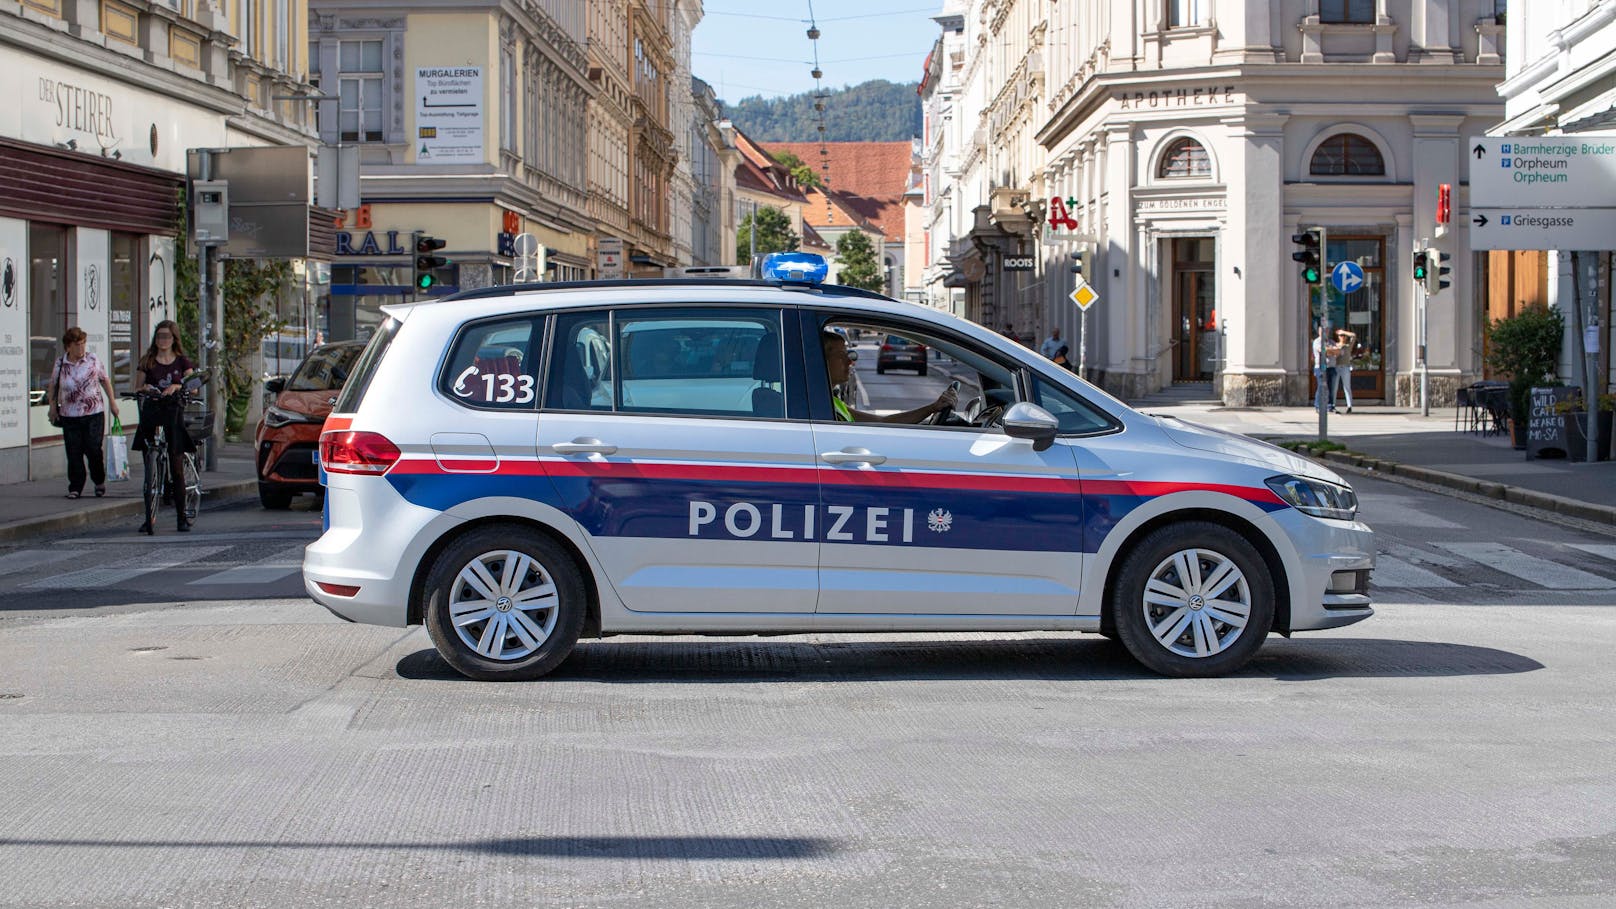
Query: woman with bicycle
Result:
<box><xmin>131</xmin><ymin>320</ymin><xmax>196</xmax><ymax>534</ymax></box>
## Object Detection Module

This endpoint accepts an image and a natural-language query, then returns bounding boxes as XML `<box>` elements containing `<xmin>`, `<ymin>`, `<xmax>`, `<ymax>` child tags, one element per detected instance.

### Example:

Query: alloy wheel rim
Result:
<box><xmin>449</xmin><ymin>550</ymin><xmax>560</xmax><ymax>661</ymax></box>
<box><xmin>1141</xmin><ymin>548</ymin><xmax>1252</xmax><ymax>659</ymax></box>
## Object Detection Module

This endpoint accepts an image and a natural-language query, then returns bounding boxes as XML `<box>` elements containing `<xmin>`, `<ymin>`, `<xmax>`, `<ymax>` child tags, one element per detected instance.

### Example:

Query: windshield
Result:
<box><xmin>289</xmin><ymin>344</ymin><xmax>365</xmax><ymax>392</ymax></box>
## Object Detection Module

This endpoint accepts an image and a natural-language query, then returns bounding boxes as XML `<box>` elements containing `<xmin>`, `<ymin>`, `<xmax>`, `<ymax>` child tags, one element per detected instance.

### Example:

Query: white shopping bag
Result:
<box><xmin>105</xmin><ymin>418</ymin><xmax>130</xmax><ymax>482</ymax></box>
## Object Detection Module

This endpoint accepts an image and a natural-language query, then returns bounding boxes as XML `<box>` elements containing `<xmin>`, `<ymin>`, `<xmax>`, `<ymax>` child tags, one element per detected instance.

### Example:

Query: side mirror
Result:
<box><xmin>264</xmin><ymin>376</ymin><xmax>287</xmax><ymax>395</ymax></box>
<box><xmin>1002</xmin><ymin>402</ymin><xmax>1060</xmax><ymax>451</ymax></box>
<box><xmin>847</xmin><ymin>350</ymin><xmax>859</xmax><ymax>362</ymax></box>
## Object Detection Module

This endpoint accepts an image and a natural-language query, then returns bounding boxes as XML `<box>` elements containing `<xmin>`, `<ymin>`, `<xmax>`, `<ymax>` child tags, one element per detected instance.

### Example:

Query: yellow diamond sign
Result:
<box><xmin>1068</xmin><ymin>280</ymin><xmax>1100</xmax><ymax>311</ymax></box>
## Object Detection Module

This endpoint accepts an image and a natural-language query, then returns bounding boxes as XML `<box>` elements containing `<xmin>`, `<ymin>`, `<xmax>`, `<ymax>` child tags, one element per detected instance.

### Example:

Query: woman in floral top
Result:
<box><xmin>46</xmin><ymin>326</ymin><xmax>118</xmax><ymax>499</ymax></box>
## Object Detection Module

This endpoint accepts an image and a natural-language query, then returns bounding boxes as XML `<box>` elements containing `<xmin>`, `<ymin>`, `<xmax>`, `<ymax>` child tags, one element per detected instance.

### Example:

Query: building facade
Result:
<box><xmin>309</xmin><ymin>0</ymin><xmax>592</xmax><ymax>338</ymax></box>
<box><xmin>928</xmin><ymin>0</ymin><xmax>1508</xmax><ymax>405</ymax></box>
<box><xmin>1</xmin><ymin>0</ymin><xmax>315</xmax><ymax>483</ymax></box>
<box><xmin>1492</xmin><ymin>0</ymin><xmax>1614</xmax><ymax>402</ymax></box>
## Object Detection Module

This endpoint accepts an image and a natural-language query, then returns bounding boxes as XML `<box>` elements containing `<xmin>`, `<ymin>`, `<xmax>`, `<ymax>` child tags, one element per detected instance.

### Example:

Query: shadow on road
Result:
<box><xmin>395</xmin><ymin>636</ymin><xmax>1543</xmax><ymax>683</ymax></box>
<box><xmin>0</xmin><ymin>835</ymin><xmax>838</xmax><ymax>859</ymax></box>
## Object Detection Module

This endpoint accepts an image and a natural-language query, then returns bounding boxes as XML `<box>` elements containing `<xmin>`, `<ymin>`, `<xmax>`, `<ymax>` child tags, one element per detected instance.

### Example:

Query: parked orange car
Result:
<box><xmin>254</xmin><ymin>340</ymin><xmax>365</xmax><ymax>509</ymax></box>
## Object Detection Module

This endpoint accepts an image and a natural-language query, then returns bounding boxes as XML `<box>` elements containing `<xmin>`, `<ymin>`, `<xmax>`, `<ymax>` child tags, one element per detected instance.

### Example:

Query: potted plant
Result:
<box><xmin>1485</xmin><ymin>306</ymin><xmax>1564</xmax><ymax>449</ymax></box>
<box><xmin>1554</xmin><ymin>393</ymin><xmax>1615</xmax><ymax>462</ymax></box>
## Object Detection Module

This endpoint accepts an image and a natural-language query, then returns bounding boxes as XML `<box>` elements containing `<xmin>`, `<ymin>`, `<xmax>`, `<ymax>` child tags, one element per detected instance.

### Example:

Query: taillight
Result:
<box><xmin>319</xmin><ymin>431</ymin><xmax>400</xmax><ymax>475</ymax></box>
<box><xmin>880</xmin><ymin>344</ymin><xmax>893</xmax><ymax>352</ymax></box>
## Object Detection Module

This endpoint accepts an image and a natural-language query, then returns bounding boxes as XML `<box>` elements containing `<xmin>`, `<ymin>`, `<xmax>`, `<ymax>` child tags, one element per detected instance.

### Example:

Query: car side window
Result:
<box><xmin>818</xmin><ymin>317</ymin><xmax>1019</xmax><ymax>431</ymax></box>
<box><xmin>1028</xmin><ymin>374</ymin><xmax>1115</xmax><ymax>434</ymax></box>
<box><xmin>440</xmin><ymin>317</ymin><xmax>541</xmax><ymax>410</ymax></box>
<box><xmin>546</xmin><ymin>311</ymin><xmax>613</xmax><ymax>411</ymax></box>
<box><xmin>616</xmin><ymin>308</ymin><xmax>784</xmax><ymax>418</ymax></box>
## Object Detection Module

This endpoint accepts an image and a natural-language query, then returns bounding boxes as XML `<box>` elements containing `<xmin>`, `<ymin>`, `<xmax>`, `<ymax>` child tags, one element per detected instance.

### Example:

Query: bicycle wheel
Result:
<box><xmin>144</xmin><ymin>449</ymin><xmax>165</xmax><ymax>523</ymax></box>
<box><xmin>182</xmin><ymin>454</ymin><xmax>201</xmax><ymax>521</ymax></box>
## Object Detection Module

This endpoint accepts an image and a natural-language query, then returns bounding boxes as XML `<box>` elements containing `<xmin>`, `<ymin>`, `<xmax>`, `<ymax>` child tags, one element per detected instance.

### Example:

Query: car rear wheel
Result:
<box><xmin>258</xmin><ymin>483</ymin><xmax>293</xmax><ymax>510</ymax></box>
<box><xmin>1110</xmin><ymin>522</ymin><xmax>1274</xmax><ymax>677</ymax></box>
<box><xmin>424</xmin><ymin>526</ymin><xmax>585</xmax><ymax>681</ymax></box>
<box><xmin>917</xmin><ymin>365</ymin><xmax>928</xmax><ymax>377</ymax></box>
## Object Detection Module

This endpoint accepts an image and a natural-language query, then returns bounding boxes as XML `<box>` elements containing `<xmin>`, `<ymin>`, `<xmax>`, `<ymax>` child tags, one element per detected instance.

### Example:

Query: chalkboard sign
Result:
<box><xmin>1526</xmin><ymin>386</ymin><xmax>1576</xmax><ymax>459</ymax></box>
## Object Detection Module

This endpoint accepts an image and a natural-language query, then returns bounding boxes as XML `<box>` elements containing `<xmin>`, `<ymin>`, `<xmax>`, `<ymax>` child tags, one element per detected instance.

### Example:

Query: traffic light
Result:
<box><xmin>1069</xmin><ymin>245</ymin><xmax>1093</xmax><ymax>281</ymax></box>
<box><xmin>1291</xmin><ymin>227</ymin><xmax>1326</xmax><ymax>290</ymax></box>
<box><xmin>1423</xmin><ymin>247</ymin><xmax>1451</xmax><ymax>295</ymax></box>
<box><xmin>1413</xmin><ymin>249</ymin><xmax>1429</xmax><ymax>284</ymax></box>
<box><xmin>413</xmin><ymin>232</ymin><xmax>447</xmax><ymax>292</ymax></box>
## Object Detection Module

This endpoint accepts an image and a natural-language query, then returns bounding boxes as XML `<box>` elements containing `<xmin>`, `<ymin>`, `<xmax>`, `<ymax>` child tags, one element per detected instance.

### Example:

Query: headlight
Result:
<box><xmin>263</xmin><ymin>405</ymin><xmax>312</xmax><ymax>428</ymax></box>
<box><xmin>1265</xmin><ymin>474</ymin><xmax>1358</xmax><ymax>520</ymax></box>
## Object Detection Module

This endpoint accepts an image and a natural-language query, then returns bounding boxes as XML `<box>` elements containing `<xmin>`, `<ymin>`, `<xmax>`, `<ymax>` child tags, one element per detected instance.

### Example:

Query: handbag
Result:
<box><xmin>48</xmin><ymin>357</ymin><xmax>64</xmax><ymax>428</ymax></box>
<box><xmin>105</xmin><ymin>412</ymin><xmax>130</xmax><ymax>481</ymax></box>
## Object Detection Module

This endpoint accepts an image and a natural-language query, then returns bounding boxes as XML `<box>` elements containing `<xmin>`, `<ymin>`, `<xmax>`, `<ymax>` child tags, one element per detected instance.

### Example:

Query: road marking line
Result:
<box><xmin>1568</xmin><ymin>543</ymin><xmax>1616</xmax><ymax>563</ymax></box>
<box><xmin>188</xmin><ymin>545</ymin><xmax>306</xmax><ymax>586</ymax></box>
<box><xmin>29</xmin><ymin>547</ymin><xmax>230</xmax><ymax>590</ymax></box>
<box><xmin>1368</xmin><ymin>556</ymin><xmax>1458</xmax><ymax>589</ymax></box>
<box><xmin>1432</xmin><ymin>542</ymin><xmax>1616</xmax><ymax>590</ymax></box>
<box><xmin>0</xmin><ymin>549</ymin><xmax>88</xmax><ymax>578</ymax></box>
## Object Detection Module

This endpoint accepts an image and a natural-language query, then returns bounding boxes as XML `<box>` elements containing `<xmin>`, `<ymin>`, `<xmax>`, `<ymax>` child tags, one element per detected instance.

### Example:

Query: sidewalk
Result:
<box><xmin>0</xmin><ymin>440</ymin><xmax>263</xmax><ymax>543</ymax></box>
<box><xmin>1137</xmin><ymin>401</ymin><xmax>1616</xmax><ymax>526</ymax></box>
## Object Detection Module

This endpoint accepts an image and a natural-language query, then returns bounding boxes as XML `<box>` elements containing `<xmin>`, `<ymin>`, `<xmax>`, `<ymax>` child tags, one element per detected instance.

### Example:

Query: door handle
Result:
<box><xmin>821</xmin><ymin>448</ymin><xmax>887</xmax><ymax>466</ymax></box>
<box><xmin>552</xmin><ymin>438</ymin><xmax>618</xmax><ymax>455</ymax></box>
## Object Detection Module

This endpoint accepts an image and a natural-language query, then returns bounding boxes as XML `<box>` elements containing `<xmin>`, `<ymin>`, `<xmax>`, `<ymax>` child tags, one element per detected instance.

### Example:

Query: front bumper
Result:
<box><xmin>1272</xmin><ymin>509</ymin><xmax>1375</xmax><ymax>632</ymax></box>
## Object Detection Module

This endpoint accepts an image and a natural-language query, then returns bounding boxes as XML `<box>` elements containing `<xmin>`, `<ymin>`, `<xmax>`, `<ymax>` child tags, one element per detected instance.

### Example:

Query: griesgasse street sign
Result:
<box><xmin>1469</xmin><ymin>135</ymin><xmax>1616</xmax><ymax>250</ymax></box>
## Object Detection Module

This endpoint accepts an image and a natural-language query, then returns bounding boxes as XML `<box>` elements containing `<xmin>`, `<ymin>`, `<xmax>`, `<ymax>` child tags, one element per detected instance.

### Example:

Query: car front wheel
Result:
<box><xmin>424</xmin><ymin>526</ymin><xmax>586</xmax><ymax>681</ymax></box>
<box><xmin>1110</xmin><ymin>521</ymin><xmax>1274</xmax><ymax>677</ymax></box>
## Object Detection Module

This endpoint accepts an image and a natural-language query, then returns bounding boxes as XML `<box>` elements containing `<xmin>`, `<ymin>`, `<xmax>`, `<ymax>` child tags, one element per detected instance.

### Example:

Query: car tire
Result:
<box><xmin>258</xmin><ymin>484</ymin><xmax>294</xmax><ymax>510</ymax></box>
<box><xmin>918</xmin><ymin>366</ymin><xmax>929</xmax><ymax>377</ymax></box>
<box><xmin>1110</xmin><ymin>521</ymin><xmax>1274</xmax><ymax>678</ymax></box>
<box><xmin>424</xmin><ymin>525</ymin><xmax>586</xmax><ymax>681</ymax></box>
<box><xmin>876</xmin><ymin>365</ymin><xmax>885</xmax><ymax>374</ymax></box>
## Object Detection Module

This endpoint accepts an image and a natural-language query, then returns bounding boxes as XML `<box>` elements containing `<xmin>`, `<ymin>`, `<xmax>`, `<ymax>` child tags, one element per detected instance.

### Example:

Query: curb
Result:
<box><xmin>0</xmin><ymin>478</ymin><xmax>262</xmax><ymax>545</ymax></box>
<box><xmin>1312</xmin><ymin>448</ymin><xmax>1616</xmax><ymax>528</ymax></box>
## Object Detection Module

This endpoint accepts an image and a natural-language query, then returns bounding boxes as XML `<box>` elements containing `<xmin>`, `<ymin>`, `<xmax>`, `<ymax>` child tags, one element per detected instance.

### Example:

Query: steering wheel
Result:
<box><xmin>924</xmin><ymin>380</ymin><xmax>962</xmax><ymax>425</ymax></box>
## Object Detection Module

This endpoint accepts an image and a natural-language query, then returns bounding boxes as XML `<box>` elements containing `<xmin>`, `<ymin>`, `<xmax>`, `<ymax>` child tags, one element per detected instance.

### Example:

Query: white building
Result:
<box><xmin>928</xmin><ymin>1</ymin><xmax>1507</xmax><ymax>405</ymax></box>
<box><xmin>1</xmin><ymin>0</ymin><xmax>315</xmax><ymax>483</ymax></box>
<box><xmin>1493</xmin><ymin>0</ymin><xmax>1615</xmax><ymax>404</ymax></box>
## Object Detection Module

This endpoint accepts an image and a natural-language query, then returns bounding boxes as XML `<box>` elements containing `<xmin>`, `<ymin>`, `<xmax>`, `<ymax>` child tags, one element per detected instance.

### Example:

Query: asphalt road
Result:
<box><xmin>1</xmin><ymin>474</ymin><xmax>1614</xmax><ymax>907</ymax></box>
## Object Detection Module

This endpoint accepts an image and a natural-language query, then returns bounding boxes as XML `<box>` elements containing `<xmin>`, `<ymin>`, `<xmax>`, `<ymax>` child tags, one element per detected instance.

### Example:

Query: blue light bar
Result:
<box><xmin>760</xmin><ymin>252</ymin><xmax>828</xmax><ymax>284</ymax></box>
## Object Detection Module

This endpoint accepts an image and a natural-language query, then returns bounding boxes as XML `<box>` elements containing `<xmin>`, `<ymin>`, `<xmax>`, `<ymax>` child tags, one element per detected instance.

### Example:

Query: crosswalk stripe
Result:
<box><xmin>188</xmin><ymin>546</ymin><xmax>305</xmax><ymax>586</ymax></box>
<box><xmin>27</xmin><ymin>546</ymin><xmax>230</xmax><ymax>590</ymax></box>
<box><xmin>1369</xmin><ymin>556</ymin><xmax>1457</xmax><ymax>588</ymax></box>
<box><xmin>1568</xmin><ymin>543</ymin><xmax>1616</xmax><ymax>564</ymax></box>
<box><xmin>0</xmin><ymin>549</ymin><xmax>88</xmax><ymax>578</ymax></box>
<box><xmin>1432</xmin><ymin>542</ymin><xmax>1616</xmax><ymax>591</ymax></box>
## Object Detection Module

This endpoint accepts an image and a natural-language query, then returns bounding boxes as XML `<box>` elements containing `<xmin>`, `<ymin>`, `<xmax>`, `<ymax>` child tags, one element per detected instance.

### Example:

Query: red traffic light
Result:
<box><xmin>1437</xmin><ymin>183</ymin><xmax>1451</xmax><ymax>225</ymax></box>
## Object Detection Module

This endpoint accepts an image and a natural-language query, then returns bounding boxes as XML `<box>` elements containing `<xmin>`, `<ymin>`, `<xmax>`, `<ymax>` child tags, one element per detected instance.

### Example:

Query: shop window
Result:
<box><xmin>108</xmin><ymin>234</ymin><xmax>140</xmax><ymax>394</ymax></box>
<box><xmin>339</xmin><ymin>39</ymin><xmax>385</xmax><ymax>143</ymax></box>
<box><xmin>28</xmin><ymin>224</ymin><xmax>70</xmax><ymax>418</ymax></box>
<box><xmin>1158</xmin><ymin>138</ymin><xmax>1211</xmax><ymax>178</ymax></box>
<box><xmin>1310</xmin><ymin>134</ymin><xmax>1385</xmax><ymax>177</ymax></box>
<box><xmin>1320</xmin><ymin>0</ymin><xmax>1375</xmax><ymax>24</ymax></box>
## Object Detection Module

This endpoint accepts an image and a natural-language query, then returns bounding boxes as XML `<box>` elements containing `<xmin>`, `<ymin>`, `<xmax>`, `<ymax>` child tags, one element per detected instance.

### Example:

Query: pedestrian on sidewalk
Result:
<box><xmin>1333</xmin><ymin>328</ymin><xmax>1356</xmax><ymax>414</ymax></box>
<box><xmin>46</xmin><ymin>327</ymin><xmax>118</xmax><ymax>499</ymax></box>
<box><xmin>1040</xmin><ymin>326</ymin><xmax>1064</xmax><ymax>360</ymax></box>
<box><xmin>1312</xmin><ymin>321</ymin><xmax>1342</xmax><ymax>414</ymax></box>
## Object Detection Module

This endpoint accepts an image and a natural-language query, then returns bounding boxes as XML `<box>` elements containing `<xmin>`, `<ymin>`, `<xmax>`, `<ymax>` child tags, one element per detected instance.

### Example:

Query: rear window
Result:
<box><xmin>332</xmin><ymin>318</ymin><xmax>400</xmax><ymax>413</ymax></box>
<box><xmin>288</xmin><ymin>344</ymin><xmax>364</xmax><ymax>392</ymax></box>
<box><xmin>439</xmin><ymin>317</ymin><xmax>542</xmax><ymax>410</ymax></box>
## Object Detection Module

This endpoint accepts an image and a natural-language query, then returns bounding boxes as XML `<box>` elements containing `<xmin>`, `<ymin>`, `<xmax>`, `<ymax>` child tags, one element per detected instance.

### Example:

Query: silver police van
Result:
<box><xmin>307</xmin><ymin>254</ymin><xmax>1373</xmax><ymax>680</ymax></box>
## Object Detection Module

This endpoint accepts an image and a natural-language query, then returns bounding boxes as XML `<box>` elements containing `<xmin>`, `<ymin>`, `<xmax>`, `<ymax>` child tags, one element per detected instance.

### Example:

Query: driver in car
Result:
<box><xmin>822</xmin><ymin>330</ymin><xmax>957</xmax><ymax>423</ymax></box>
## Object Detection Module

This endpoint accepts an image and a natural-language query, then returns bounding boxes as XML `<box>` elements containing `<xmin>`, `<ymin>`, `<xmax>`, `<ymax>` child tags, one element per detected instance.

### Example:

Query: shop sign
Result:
<box><xmin>416</xmin><ymin>67</ymin><xmax>484</xmax><ymax>163</ymax></box>
<box><xmin>0</xmin><ymin>217</ymin><xmax>27</xmax><ymax>450</ymax></box>
<box><xmin>334</xmin><ymin>229</ymin><xmax>410</xmax><ymax>257</ymax></box>
<box><xmin>1136</xmin><ymin>197</ymin><xmax>1226</xmax><ymax>213</ymax></box>
<box><xmin>1116</xmin><ymin>85</ymin><xmax>1237</xmax><ymax>110</ymax></box>
<box><xmin>598</xmin><ymin>237</ymin><xmax>624</xmax><ymax>279</ymax></box>
<box><xmin>1003</xmin><ymin>256</ymin><xmax>1035</xmax><ymax>271</ymax></box>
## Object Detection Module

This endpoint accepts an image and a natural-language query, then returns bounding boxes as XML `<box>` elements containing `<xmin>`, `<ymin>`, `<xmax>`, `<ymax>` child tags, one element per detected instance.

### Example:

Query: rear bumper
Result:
<box><xmin>302</xmin><ymin>480</ymin><xmax>460</xmax><ymax>627</ymax></box>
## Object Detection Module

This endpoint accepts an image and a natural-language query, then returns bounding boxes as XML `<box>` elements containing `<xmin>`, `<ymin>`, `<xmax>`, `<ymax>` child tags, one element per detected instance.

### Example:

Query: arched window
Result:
<box><xmin>1158</xmin><ymin>138</ymin><xmax>1211</xmax><ymax>178</ymax></box>
<box><xmin>1310</xmin><ymin>134</ymin><xmax>1385</xmax><ymax>176</ymax></box>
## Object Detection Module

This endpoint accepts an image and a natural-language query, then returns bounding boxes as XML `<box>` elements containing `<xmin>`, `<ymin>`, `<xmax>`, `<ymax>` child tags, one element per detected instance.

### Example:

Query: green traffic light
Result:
<box><xmin>1303</xmin><ymin>267</ymin><xmax>1320</xmax><ymax>284</ymax></box>
<box><xmin>417</xmin><ymin>274</ymin><xmax>435</xmax><ymax>291</ymax></box>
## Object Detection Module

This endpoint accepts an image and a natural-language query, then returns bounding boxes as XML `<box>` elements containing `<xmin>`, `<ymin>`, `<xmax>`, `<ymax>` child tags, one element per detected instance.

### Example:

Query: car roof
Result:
<box><xmin>381</xmin><ymin>280</ymin><xmax>953</xmax><ymax>327</ymax></box>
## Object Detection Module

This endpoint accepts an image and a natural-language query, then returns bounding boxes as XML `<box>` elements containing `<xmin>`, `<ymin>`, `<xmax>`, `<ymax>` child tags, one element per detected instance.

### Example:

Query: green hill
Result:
<box><xmin>722</xmin><ymin>80</ymin><xmax>921</xmax><ymax>142</ymax></box>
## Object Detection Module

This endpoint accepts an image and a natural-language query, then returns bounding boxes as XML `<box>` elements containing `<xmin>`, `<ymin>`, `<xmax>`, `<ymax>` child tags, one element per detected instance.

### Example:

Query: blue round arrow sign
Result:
<box><xmin>1331</xmin><ymin>260</ymin><xmax>1365</xmax><ymax>294</ymax></box>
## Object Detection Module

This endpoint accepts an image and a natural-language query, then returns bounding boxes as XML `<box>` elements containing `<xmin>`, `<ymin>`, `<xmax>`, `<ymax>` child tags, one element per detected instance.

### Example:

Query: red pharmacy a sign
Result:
<box><xmin>1048</xmin><ymin>196</ymin><xmax>1079</xmax><ymax>231</ymax></box>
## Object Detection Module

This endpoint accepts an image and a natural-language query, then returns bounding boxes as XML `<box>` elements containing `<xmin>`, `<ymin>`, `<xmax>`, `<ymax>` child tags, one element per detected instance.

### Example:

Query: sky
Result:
<box><xmin>691</xmin><ymin>2</ymin><xmax>943</xmax><ymax>104</ymax></box>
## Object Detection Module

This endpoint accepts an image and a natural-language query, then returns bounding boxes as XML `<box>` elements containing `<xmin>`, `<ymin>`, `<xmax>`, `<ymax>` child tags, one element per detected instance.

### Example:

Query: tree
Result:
<box><xmin>835</xmin><ymin>229</ymin><xmax>884</xmax><ymax>293</ymax></box>
<box><xmin>736</xmin><ymin>206</ymin><xmax>800</xmax><ymax>263</ymax></box>
<box><xmin>769</xmin><ymin>150</ymin><xmax>822</xmax><ymax>189</ymax></box>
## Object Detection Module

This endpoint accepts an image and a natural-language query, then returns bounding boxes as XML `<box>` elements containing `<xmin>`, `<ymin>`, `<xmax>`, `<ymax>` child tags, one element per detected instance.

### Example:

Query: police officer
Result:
<box><xmin>821</xmin><ymin>331</ymin><xmax>956</xmax><ymax>423</ymax></box>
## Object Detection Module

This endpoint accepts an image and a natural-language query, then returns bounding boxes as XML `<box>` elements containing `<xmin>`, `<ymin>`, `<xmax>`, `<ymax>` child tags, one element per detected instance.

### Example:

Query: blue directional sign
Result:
<box><xmin>1331</xmin><ymin>260</ymin><xmax>1365</xmax><ymax>294</ymax></box>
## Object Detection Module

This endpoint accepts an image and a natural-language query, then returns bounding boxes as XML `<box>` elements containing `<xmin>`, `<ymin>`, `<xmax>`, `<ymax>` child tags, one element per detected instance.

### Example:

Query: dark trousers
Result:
<box><xmin>60</xmin><ymin>413</ymin><xmax>106</xmax><ymax>494</ymax></box>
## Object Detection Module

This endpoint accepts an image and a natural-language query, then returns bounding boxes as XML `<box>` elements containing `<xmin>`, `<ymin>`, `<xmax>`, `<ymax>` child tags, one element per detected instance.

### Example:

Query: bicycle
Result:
<box><xmin>126</xmin><ymin>374</ymin><xmax>207</xmax><ymax>534</ymax></box>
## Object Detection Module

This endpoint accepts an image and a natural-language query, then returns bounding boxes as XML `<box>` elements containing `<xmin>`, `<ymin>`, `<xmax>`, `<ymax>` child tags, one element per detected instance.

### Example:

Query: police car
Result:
<box><xmin>306</xmin><ymin>252</ymin><xmax>1373</xmax><ymax>680</ymax></box>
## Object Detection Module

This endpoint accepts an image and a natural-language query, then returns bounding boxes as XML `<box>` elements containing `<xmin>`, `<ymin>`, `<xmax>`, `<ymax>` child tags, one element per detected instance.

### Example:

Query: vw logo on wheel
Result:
<box><xmin>1188</xmin><ymin>595</ymin><xmax>1206</xmax><ymax>610</ymax></box>
<box><xmin>495</xmin><ymin>596</ymin><xmax>514</xmax><ymax>612</ymax></box>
